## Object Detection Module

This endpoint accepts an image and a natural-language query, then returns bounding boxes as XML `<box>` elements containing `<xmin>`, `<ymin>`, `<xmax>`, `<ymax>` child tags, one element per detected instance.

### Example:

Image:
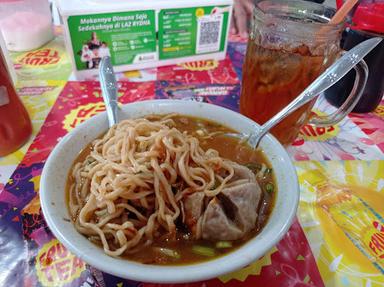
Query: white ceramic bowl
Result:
<box><xmin>40</xmin><ymin>100</ymin><xmax>299</xmax><ymax>283</ymax></box>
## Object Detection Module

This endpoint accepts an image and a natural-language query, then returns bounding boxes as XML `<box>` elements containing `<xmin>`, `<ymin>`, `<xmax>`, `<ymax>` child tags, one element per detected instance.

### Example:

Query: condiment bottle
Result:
<box><xmin>325</xmin><ymin>0</ymin><xmax>384</xmax><ymax>113</ymax></box>
<box><xmin>0</xmin><ymin>42</ymin><xmax>32</xmax><ymax>156</ymax></box>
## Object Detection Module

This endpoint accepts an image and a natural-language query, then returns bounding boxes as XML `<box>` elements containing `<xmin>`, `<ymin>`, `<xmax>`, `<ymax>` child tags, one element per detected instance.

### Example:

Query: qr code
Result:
<box><xmin>196</xmin><ymin>14</ymin><xmax>223</xmax><ymax>54</ymax></box>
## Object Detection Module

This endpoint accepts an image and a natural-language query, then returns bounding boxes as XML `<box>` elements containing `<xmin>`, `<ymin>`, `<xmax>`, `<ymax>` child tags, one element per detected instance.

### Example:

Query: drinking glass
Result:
<box><xmin>239</xmin><ymin>0</ymin><xmax>368</xmax><ymax>145</ymax></box>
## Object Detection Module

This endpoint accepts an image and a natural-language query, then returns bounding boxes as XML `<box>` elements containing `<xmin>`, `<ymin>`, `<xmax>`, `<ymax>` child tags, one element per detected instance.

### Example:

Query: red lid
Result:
<box><xmin>336</xmin><ymin>0</ymin><xmax>384</xmax><ymax>34</ymax></box>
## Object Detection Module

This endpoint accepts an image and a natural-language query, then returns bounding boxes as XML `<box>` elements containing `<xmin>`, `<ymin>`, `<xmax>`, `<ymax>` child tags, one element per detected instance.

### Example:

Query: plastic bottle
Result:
<box><xmin>0</xmin><ymin>41</ymin><xmax>32</xmax><ymax>156</ymax></box>
<box><xmin>324</xmin><ymin>0</ymin><xmax>384</xmax><ymax>113</ymax></box>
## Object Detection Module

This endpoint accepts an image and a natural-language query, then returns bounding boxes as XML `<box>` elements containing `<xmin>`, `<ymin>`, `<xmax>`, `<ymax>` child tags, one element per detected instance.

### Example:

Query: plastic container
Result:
<box><xmin>0</xmin><ymin>0</ymin><xmax>54</xmax><ymax>52</ymax></box>
<box><xmin>325</xmin><ymin>0</ymin><xmax>384</xmax><ymax>113</ymax></box>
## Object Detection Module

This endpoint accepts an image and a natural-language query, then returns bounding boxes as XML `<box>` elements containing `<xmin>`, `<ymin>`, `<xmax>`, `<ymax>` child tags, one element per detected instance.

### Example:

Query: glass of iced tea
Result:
<box><xmin>240</xmin><ymin>0</ymin><xmax>368</xmax><ymax>145</ymax></box>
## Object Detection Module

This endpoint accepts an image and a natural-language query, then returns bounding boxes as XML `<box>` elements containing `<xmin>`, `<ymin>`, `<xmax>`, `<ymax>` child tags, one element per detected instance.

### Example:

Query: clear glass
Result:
<box><xmin>239</xmin><ymin>0</ymin><xmax>365</xmax><ymax>145</ymax></box>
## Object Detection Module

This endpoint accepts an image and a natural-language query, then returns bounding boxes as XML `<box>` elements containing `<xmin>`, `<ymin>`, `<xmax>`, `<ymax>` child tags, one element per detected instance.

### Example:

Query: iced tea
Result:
<box><xmin>240</xmin><ymin>41</ymin><xmax>331</xmax><ymax>145</ymax></box>
<box><xmin>239</xmin><ymin>0</ymin><xmax>343</xmax><ymax>145</ymax></box>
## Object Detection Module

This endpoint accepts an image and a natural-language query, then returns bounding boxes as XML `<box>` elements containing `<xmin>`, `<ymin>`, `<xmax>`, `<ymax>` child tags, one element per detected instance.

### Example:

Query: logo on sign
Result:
<box><xmin>179</xmin><ymin>60</ymin><xmax>218</xmax><ymax>71</ymax></box>
<box><xmin>18</xmin><ymin>49</ymin><xmax>61</xmax><ymax>66</ymax></box>
<box><xmin>195</xmin><ymin>8</ymin><xmax>205</xmax><ymax>17</ymax></box>
<box><xmin>63</xmin><ymin>102</ymin><xmax>106</xmax><ymax>132</ymax></box>
<box><xmin>373</xmin><ymin>105</ymin><xmax>384</xmax><ymax>119</ymax></box>
<box><xmin>364</xmin><ymin>221</ymin><xmax>384</xmax><ymax>260</ymax></box>
<box><xmin>299</xmin><ymin>110</ymin><xmax>340</xmax><ymax>141</ymax></box>
<box><xmin>35</xmin><ymin>239</ymin><xmax>85</xmax><ymax>286</ymax></box>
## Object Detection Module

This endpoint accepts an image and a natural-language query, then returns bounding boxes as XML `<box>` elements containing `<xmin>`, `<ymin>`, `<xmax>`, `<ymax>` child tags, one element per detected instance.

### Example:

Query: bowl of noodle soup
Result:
<box><xmin>40</xmin><ymin>99</ymin><xmax>299</xmax><ymax>283</ymax></box>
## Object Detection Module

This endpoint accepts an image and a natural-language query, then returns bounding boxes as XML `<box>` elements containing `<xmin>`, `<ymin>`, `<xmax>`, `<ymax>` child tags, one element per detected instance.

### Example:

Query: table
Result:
<box><xmin>0</xmin><ymin>33</ymin><xmax>383</xmax><ymax>287</ymax></box>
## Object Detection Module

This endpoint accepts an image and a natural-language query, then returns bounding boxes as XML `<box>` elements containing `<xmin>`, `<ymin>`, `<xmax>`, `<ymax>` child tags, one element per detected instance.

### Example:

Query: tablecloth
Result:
<box><xmin>0</xmin><ymin>34</ymin><xmax>383</xmax><ymax>287</ymax></box>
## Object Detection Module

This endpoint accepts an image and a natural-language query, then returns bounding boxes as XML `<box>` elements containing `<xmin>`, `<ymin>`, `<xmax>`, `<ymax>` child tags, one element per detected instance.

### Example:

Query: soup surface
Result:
<box><xmin>67</xmin><ymin>114</ymin><xmax>276</xmax><ymax>265</ymax></box>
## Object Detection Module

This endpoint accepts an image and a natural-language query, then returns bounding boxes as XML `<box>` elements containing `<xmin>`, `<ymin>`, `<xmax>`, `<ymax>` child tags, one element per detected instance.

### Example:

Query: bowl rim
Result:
<box><xmin>40</xmin><ymin>99</ymin><xmax>299</xmax><ymax>283</ymax></box>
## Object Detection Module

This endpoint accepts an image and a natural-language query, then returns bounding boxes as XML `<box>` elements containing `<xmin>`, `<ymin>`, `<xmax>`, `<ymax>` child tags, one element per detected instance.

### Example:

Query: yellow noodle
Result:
<box><xmin>69</xmin><ymin>115</ymin><xmax>244</xmax><ymax>257</ymax></box>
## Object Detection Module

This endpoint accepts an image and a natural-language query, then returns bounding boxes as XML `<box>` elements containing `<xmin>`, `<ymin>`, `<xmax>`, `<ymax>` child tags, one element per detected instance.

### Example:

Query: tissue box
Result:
<box><xmin>56</xmin><ymin>0</ymin><xmax>233</xmax><ymax>79</ymax></box>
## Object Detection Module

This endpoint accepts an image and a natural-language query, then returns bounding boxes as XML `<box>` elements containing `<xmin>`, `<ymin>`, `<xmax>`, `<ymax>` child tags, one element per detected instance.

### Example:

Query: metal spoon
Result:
<box><xmin>99</xmin><ymin>38</ymin><xmax>381</xmax><ymax>147</ymax></box>
<box><xmin>234</xmin><ymin>37</ymin><xmax>382</xmax><ymax>149</ymax></box>
<box><xmin>100</xmin><ymin>56</ymin><xmax>119</xmax><ymax>127</ymax></box>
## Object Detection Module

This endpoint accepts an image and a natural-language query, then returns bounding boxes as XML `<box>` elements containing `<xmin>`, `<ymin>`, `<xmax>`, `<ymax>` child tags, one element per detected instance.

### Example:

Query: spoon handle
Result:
<box><xmin>248</xmin><ymin>37</ymin><xmax>382</xmax><ymax>149</ymax></box>
<box><xmin>100</xmin><ymin>56</ymin><xmax>119</xmax><ymax>127</ymax></box>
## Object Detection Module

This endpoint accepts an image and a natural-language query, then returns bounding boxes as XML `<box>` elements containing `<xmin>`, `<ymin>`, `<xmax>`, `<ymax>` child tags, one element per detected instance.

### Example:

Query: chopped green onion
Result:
<box><xmin>264</xmin><ymin>168</ymin><xmax>273</xmax><ymax>176</ymax></box>
<box><xmin>245</xmin><ymin>163</ymin><xmax>262</xmax><ymax>173</ymax></box>
<box><xmin>265</xmin><ymin>182</ymin><xmax>274</xmax><ymax>193</ymax></box>
<box><xmin>192</xmin><ymin>245</ymin><xmax>216</xmax><ymax>257</ymax></box>
<box><xmin>216</xmin><ymin>241</ymin><xmax>232</xmax><ymax>249</ymax></box>
<box><xmin>156</xmin><ymin>247</ymin><xmax>180</xmax><ymax>259</ymax></box>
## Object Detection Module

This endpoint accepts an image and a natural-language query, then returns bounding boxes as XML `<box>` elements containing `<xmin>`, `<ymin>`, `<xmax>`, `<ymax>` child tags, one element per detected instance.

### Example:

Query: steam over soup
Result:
<box><xmin>67</xmin><ymin>114</ymin><xmax>276</xmax><ymax>265</ymax></box>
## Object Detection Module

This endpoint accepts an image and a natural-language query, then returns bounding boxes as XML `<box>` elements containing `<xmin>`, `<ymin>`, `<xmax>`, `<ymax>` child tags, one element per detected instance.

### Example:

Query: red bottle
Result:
<box><xmin>0</xmin><ymin>48</ymin><xmax>32</xmax><ymax>156</ymax></box>
<box><xmin>325</xmin><ymin>0</ymin><xmax>384</xmax><ymax>113</ymax></box>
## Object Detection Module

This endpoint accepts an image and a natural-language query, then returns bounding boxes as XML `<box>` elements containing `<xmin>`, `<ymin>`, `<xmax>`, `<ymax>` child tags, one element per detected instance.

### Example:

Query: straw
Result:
<box><xmin>329</xmin><ymin>0</ymin><xmax>359</xmax><ymax>25</ymax></box>
<box><xmin>317</xmin><ymin>0</ymin><xmax>359</xmax><ymax>39</ymax></box>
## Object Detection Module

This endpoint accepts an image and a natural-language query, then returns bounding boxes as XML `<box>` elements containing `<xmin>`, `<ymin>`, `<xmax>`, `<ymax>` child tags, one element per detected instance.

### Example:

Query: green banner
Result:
<box><xmin>159</xmin><ymin>6</ymin><xmax>229</xmax><ymax>60</ymax></box>
<box><xmin>67</xmin><ymin>10</ymin><xmax>156</xmax><ymax>71</ymax></box>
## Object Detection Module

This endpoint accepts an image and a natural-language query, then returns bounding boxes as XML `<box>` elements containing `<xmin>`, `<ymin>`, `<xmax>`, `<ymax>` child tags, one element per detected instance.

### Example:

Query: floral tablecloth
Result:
<box><xmin>0</xmin><ymin>34</ymin><xmax>383</xmax><ymax>287</ymax></box>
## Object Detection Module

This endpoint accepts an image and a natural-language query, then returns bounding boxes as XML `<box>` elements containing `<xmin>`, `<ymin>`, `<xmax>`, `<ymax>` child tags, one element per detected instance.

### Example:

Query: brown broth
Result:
<box><xmin>67</xmin><ymin>115</ymin><xmax>276</xmax><ymax>265</ymax></box>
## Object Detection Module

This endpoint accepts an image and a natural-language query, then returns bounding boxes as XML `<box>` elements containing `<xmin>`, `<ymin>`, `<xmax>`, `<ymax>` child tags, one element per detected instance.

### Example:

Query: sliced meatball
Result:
<box><xmin>201</xmin><ymin>197</ymin><xmax>244</xmax><ymax>240</ymax></box>
<box><xmin>183</xmin><ymin>192</ymin><xmax>205</xmax><ymax>235</ymax></box>
<box><xmin>221</xmin><ymin>182</ymin><xmax>261</xmax><ymax>231</ymax></box>
<box><xmin>230</xmin><ymin>163</ymin><xmax>256</xmax><ymax>183</ymax></box>
<box><xmin>184</xmin><ymin>164</ymin><xmax>262</xmax><ymax>241</ymax></box>
<box><xmin>201</xmin><ymin>182</ymin><xmax>261</xmax><ymax>240</ymax></box>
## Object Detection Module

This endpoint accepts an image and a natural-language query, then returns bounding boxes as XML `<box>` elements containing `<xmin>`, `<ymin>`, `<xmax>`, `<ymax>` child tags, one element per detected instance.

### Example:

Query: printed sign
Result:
<box><xmin>17</xmin><ymin>49</ymin><xmax>61</xmax><ymax>66</ymax></box>
<box><xmin>35</xmin><ymin>239</ymin><xmax>85</xmax><ymax>286</ymax></box>
<box><xmin>68</xmin><ymin>10</ymin><xmax>157</xmax><ymax>70</ymax></box>
<box><xmin>158</xmin><ymin>6</ymin><xmax>229</xmax><ymax>60</ymax></box>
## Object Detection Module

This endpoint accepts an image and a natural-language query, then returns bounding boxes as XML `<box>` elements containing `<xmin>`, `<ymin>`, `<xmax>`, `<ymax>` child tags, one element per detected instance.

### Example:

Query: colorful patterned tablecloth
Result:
<box><xmin>0</xmin><ymin>34</ymin><xmax>383</xmax><ymax>287</ymax></box>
